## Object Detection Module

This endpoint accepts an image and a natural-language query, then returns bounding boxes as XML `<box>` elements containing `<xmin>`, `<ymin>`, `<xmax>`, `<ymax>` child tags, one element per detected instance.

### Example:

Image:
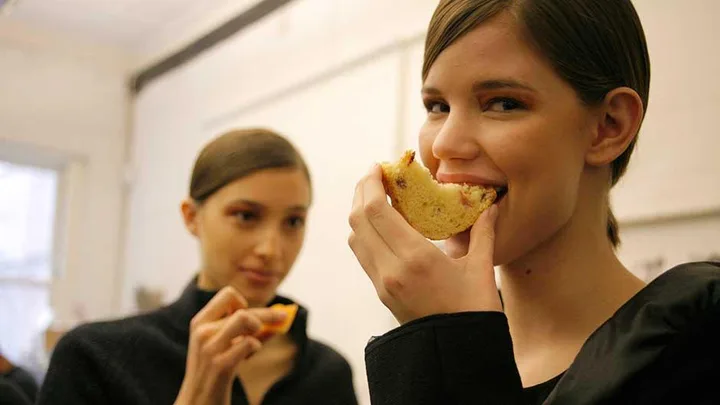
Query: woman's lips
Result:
<box><xmin>435</xmin><ymin>171</ymin><xmax>508</xmax><ymax>202</ymax></box>
<box><xmin>240</xmin><ymin>268</ymin><xmax>278</xmax><ymax>285</ymax></box>
<box><xmin>435</xmin><ymin>171</ymin><xmax>506</xmax><ymax>188</ymax></box>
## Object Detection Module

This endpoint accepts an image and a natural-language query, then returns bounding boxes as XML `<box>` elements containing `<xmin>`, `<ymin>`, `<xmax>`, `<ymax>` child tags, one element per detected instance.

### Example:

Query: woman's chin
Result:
<box><xmin>230</xmin><ymin>280</ymin><xmax>276</xmax><ymax>306</ymax></box>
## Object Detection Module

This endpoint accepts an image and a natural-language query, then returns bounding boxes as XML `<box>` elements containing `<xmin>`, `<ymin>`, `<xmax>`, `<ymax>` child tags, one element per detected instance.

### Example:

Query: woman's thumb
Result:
<box><xmin>467</xmin><ymin>204</ymin><xmax>498</xmax><ymax>269</ymax></box>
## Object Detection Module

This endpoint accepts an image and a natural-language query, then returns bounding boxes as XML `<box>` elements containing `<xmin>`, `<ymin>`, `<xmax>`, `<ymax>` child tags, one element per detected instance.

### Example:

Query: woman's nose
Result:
<box><xmin>431</xmin><ymin>112</ymin><xmax>483</xmax><ymax>162</ymax></box>
<box><xmin>254</xmin><ymin>228</ymin><xmax>281</xmax><ymax>260</ymax></box>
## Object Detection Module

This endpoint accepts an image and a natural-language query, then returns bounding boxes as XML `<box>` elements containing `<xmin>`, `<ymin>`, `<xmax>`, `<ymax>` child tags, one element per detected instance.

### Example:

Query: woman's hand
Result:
<box><xmin>174</xmin><ymin>287</ymin><xmax>286</xmax><ymax>405</ymax></box>
<box><xmin>348</xmin><ymin>165</ymin><xmax>503</xmax><ymax>324</ymax></box>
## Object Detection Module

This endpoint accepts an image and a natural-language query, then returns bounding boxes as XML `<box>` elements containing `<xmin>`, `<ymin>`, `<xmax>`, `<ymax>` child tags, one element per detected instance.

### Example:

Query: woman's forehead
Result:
<box><xmin>424</xmin><ymin>21</ymin><xmax>564</xmax><ymax>96</ymax></box>
<box><xmin>211</xmin><ymin>168</ymin><xmax>311</xmax><ymax>209</ymax></box>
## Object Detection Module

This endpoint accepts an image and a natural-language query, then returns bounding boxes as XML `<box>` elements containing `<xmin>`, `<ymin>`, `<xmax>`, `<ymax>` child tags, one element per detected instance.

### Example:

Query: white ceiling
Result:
<box><xmin>2</xmin><ymin>0</ymin><xmax>264</xmax><ymax>62</ymax></box>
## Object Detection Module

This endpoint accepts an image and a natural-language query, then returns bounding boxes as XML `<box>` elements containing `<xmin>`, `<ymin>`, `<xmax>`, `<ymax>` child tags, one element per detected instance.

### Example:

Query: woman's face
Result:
<box><xmin>183</xmin><ymin>167</ymin><xmax>311</xmax><ymax>307</ymax></box>
<box><xmin>419</xmin><ymin>13</ymin><xmax>597</xmax><ymax>265</ymax></box>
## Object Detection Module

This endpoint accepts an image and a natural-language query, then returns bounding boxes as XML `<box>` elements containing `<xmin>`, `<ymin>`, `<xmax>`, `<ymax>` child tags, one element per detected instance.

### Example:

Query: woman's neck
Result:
<box><xmin>499</xmin><ymin>200</ymin><xmax>645</xmax><ymax>381</ymax></box>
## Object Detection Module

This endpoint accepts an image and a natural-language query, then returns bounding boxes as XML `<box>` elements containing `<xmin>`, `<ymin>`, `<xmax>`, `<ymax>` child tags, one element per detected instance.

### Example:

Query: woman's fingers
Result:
<box><xmin>466</xmin><ymin>204</ymin><xmax>498</xmax><ymax>271</ymax></box>
<box><xmin>348</xmin><ymin>164</ymin><xmax>504</xmax><ymax>323</ymax></box>
<box><xmin>220</xmin><ymin>336</ymin><xmax>263</xmax><ymax>366</ymax></box>
<box><xmin>464</xmin><ymin>205</ymin><xmax>503</xmax><ymax>311</ymax></box>
<box><xmin>348</xmin><ymin>167</ymin><xmax>397</xmax><ymax>279</ymax></box>
<box><xmin>192</xmin><ymin>286</ymin><xmax>248</xmax><ymax>327</ymax></box>
<box><xmin>179</xmin><ymin>289</ymin><xmax>269</xmax><ymax>405</ymax></box>
<box><xmin>200</xmin><ymin>336</ymin><xmax>263</xmax><ymax>383</ymax></box>
<box><xmin>361</xmin><ymin>165</ymin><xmax>429</xmax><ymax>255</ymax></box>
<box><xmin>206</xmin><ymin>308</ymin><xmax>287</xmax><ymax>353</ymax></box>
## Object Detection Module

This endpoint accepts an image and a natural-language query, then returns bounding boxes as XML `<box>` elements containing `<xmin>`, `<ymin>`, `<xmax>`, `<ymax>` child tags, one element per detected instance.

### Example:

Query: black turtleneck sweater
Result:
<box><xmin>36</xmin><ymin>279</ymin><xmax>358</xmax><ymax>405</ymax></box>
<box><xmin>364</xmin><ymin>261</ymin><xmax>720</xmax><ymax>405</ymax></box>
<box><xmin>0</xmin><ymin>378</ymin><xmax>32</xmax><ymax>405</ymax></box>
<box><xmin>1</xmin><ymin>366</ymin><xmax>37</xmax><ymax>404</ymax></box>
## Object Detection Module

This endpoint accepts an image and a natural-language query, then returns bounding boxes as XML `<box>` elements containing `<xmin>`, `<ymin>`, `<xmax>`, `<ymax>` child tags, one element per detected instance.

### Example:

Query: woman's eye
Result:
<box><xmin>287</xmin><ymin>216</ymin><xmax>305</xmax><ymax>229</ymax></box>
<box><xmin>425</xmin><ymin>101</ymin><xmax>450</xmax><ymax>114</ymax></box>
<box><xmin>235</xmin><ymin>211</ymin><xmax>258</xmax><ymax>222</ymax></box>
<box><xmin>486</xmin><ymin>98</ymin><xmax>526</xmax><ymax>112</ymax></box>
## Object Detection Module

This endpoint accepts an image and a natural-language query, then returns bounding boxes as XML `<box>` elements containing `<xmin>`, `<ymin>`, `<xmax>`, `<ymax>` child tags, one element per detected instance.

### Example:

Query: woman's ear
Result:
<box><xmin>181</xmin><ymin>199</ymin><xmax>200</xmax><ymax>237</ymax></box>
<box><xmin>585</xmin><ymin>87</ymin><xmax>644</xmax><ymax>167</ymax></box>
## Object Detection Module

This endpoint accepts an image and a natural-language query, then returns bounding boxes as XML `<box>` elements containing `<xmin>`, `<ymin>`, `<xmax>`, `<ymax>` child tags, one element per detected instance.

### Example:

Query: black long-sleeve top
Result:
<box><xmin>366</xmin><ymin>261</ymin><xmax>720</xmax><ymax>405</ymax></box>
<box><xmin>37</xmin><ymin>278</ymin><xmax>358</xmax><ymax>405</ymax></box>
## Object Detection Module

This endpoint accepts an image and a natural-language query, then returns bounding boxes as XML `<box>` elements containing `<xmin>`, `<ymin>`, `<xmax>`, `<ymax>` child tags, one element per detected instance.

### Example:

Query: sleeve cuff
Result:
<box><xmin>366</xmin><ymin>312</ymin><xmax>523</xmax><ymax>405</ymax></box>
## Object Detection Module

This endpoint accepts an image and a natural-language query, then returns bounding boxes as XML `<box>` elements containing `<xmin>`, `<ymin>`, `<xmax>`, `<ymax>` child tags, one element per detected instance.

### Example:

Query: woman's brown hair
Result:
<box><xmin>423</xmin><ymin>0</ymin><xmax>651</xmax><ymax>247</ymax></box>
<box><xmin>189</xmin><ymin>128</ymin><xmax>311</xmax><ymax>203</ymax></box>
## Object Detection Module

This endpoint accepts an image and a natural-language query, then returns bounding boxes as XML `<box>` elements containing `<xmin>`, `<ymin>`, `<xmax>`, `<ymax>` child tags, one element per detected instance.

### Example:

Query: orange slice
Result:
<box><xmin>257</xmin><ymin>303</ymin><xmax>298</xmax><ymax>338</ymax></box>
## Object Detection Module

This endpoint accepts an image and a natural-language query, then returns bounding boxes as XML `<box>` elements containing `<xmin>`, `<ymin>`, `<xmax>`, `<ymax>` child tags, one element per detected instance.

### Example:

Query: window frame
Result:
<box><xmin>0</xmin><ymin>139</ymin><xmax>84</xmax><ymax>282</ymax></box>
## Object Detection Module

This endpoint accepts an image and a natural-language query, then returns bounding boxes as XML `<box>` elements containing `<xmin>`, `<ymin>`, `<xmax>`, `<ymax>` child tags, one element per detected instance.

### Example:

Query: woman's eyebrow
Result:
<box><xmin>422</xmin><ymin>79</ymin><xmax>537</xmax><ymax>96</ymax></box>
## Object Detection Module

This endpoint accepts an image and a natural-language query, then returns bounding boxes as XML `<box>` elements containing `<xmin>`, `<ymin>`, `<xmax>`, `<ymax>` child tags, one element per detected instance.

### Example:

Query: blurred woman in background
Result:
<box><xmin>39</xmin><ymin>128</ymin><xmax>357</xmax><ymax>405</ymax></box>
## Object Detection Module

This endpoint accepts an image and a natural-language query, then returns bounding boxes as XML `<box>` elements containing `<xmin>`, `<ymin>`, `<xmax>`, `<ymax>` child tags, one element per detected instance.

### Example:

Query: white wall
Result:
<box><xmin>611</xmin><ymin>0</ymin><xmax>720</xmax><ymax>222</ymax></box>
<box><xmin>126</xmin><ymin>0</ymin><xmax>720</xmax><ymax>403</ymax></box>
<box><xmin>619</xmin><ymin>213</ymin><xmax>720</xmax><ymax>282</ymax></box>
<box><xmin>0</xmin><ymin>21</ymin><xmax>133</xmax><ymax>328</ymax></box>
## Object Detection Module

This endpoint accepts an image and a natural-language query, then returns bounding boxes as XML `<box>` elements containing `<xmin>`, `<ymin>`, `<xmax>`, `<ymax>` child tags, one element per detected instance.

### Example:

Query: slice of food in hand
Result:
<box><xmin>256</xmin><ymin>303</ymin><xmax>299</xmax><ymax>339</ymax></box>
<box><xmin>380</xmin><ymin>150</ymin><xmax>497</xmax><ymax>240</ymax></box>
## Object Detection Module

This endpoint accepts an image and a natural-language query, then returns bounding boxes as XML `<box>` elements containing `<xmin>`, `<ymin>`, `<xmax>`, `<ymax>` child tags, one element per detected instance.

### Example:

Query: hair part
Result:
<box><xmin>423</xmin><ymin>0</ymin><xmax>651</xmax><ymax>247</ymax></box>
<box><xmin>189</xmin><ymin>128</ymin><xmax>312</xmax><ymax>204</ymax></box>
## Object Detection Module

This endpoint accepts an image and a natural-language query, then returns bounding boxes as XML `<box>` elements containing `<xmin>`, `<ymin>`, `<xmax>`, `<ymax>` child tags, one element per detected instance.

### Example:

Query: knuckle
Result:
<box><xmin>199</xmin><ymin>342</ymin><xmax>216</xmax><ymax>359</ymax></box>
<box><xmin>377</xmin><ymin>288</ymin><xmax>394</xmax><ymax>308</ymax></box>
<box><xmin>210</xmin><ymin>355</ymin><xmax>228</xmax><ymax>371</ymax></box>
<box><xmin>348</xmin><ymin>210</ymin><xmax>362</xmax><ymax>230</ymax></box>
<box><xmin>220</xmin><ymin>286</ymin><xmax>246</xmax><ymax>308</ymax></box>
<box><xmin>238</xmin><ymin>312</ymin><xmax>260</xmax><ymax>333</ymax></box>
<box><xmin>381</xmin><ymin>274</ymin><xmax>404</xmax><ymax>295</ymax></box>
<box><xmin>189</xmin><ymin>317</ymin><xmax>201</xmax><ymax>332</ymax></box>
<box><xmin>216</xmin><ymin>286</ymin><xmax>233</xmax><ymax>301</ymax></box>
<box><xmin>405</xmin><ymin>254</ymin><xmax>425</xmax><ymax>273</ymax></box>
<box><xmin>402</xmin><ymin>248</ymin><xmax>433</xmax><ymax>274</ymax></box>
<box><xmin>225</xmin><ymin>288</ymin><xmax>244</xmax><ymax>306</ymax></box>
<box><xmin>233</xmin><ymin>309</ymin><xmax>249</xmax><ymax>321</ymax></box>
<box><xmin>248</xmin><ymin>320</ymin><xmax>263</xmax><ymax>335</ymax></box>
<box><xmin>363</xmin><ymin>199</ymin><xmax>385</xmax><ymax>220</ymax></box>
<box><xmin>235</xmin><ymin>309</ymin><xmax>252</xmax><ymax>325</ymax></box>
<box><xmin>228</xmin><ymin>288</ymin><xmax>244</xmax><ymax>303</ymax></box>
<box><xmin>246</xmin><ymin>336</ymin><xmax>262</xmax><ymax>352</ymax></box>
<box><xmin>353</xmin><ymin>179</ymin><xmax>365</xmax><ymax>197</ymax></box>
<box><xmin>193</xmin><ymin>324</ymin><xmax>215</xmax><ymax>342</ymax></box>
